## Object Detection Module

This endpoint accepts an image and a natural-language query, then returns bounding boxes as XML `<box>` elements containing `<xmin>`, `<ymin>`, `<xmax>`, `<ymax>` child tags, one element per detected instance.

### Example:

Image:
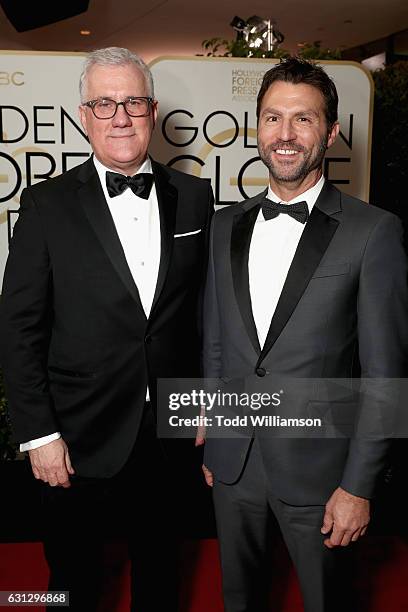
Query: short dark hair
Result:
<box><xmin>256</xmin><ymin>57</ymin><xmax>338</xmax><ymax>128</ymax></box>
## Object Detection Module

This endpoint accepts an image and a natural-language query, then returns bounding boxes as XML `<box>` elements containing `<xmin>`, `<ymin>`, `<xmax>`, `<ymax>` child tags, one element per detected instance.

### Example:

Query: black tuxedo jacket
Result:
<box><xmin>203</xmin><ymin>182</ymin><xmax>408</xmax><ymax>505</ymax></box>
<box><xmin>0</xmin><ymin>157</ymin><xmax>213</xmax><ymax>477</ymax></box>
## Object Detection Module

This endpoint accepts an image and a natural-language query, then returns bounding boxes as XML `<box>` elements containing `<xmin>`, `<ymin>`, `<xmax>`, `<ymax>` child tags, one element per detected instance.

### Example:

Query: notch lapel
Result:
<box><xmin>77</xmin><ymin>158</ymin><xmax>147</xmax><ymax>319</ymax></box>
<box><xmin>149</xmin><ymin>160</ymin><xmax>178</xmax><ymax>316</ymax></box>
<box><xmin>230</xmin><ymin>191</ymin><xmax>268</xmax><ymax>355</ymax></box>
<box><xmin>257</xmin><ymin>182</ymin><xmax>341</xmax><ymax>365</ymax></box>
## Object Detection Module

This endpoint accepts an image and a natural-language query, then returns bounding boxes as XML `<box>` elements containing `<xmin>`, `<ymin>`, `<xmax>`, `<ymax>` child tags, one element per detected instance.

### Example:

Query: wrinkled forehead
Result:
<box><xmin>84</xmin><ymin>63</ymin><xmax>148</xmax><ymax>98</ymax></box>
<box><xmin>262</xmin><ymin>81</ymin><xmax>326</xmax><ymax>113</ymax></box>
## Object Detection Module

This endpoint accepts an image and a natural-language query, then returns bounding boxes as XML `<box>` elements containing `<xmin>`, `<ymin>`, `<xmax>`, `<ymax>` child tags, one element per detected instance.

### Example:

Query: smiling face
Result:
<box><xmin>257</xmin><ymin>80</ymin><xmax>339</xmax><ymax>197</ymax></box>
<box><xmin>79</xmin><ymin>62</ymin><xmax>157</xmax><ymax>175</ymax></box>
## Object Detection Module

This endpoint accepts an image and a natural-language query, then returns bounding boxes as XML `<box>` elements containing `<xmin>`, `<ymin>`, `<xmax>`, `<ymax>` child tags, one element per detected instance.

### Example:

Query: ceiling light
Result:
<box><xmin>230</xmin><ymin>15</ymin><xmax>284</xmax><ymax>52</ymax></box>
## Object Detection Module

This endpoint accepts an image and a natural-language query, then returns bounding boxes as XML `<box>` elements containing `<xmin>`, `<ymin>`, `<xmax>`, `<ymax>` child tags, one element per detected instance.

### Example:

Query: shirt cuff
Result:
<box><xmin>20</xmin><ymin>432</ymin><xmax>61</xmax><ymax>452</ymax></box>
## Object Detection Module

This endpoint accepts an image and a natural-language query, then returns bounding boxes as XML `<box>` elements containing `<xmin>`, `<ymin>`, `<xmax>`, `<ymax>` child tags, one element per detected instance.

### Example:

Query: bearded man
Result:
<box><xmin>201</xmin><ymin>58</ymin><xmax>407</xmax><ymax>612</ymax></box>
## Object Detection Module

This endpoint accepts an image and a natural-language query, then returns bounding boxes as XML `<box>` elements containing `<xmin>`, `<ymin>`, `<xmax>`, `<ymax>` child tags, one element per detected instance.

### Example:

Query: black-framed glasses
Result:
<box><xmin>82</xmin><ymin>96</ymin><xmax>154</xmax><ymax>119</ymax></box>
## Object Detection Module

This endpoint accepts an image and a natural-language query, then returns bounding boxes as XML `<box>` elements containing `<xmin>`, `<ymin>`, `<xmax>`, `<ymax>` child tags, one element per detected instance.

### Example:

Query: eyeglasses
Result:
<box><xmin>81</xmin><ymin>96</ymin><xmax>154</xmax><ymax>119</ymax></box>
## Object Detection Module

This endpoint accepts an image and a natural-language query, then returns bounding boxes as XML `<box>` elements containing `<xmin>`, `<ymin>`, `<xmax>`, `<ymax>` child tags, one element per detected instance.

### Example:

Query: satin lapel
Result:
<box><xmin>149</xmin><ymin>161</ymin><xmax>178</xmax><ymax>315</ymax></box>
<box><xmin>231</xmin><ymin>196</ymin><xmax>267</xmax><ymax>356</ymax></box>
<box><xmin>258</xmin><ymin>199</ymin><xmax>340</xmax><ymax>365</ymax></box>
<box><xmin>77</xmin><ymin>159</ymin><xmax>146</xmax><ymax>317</ymax></box>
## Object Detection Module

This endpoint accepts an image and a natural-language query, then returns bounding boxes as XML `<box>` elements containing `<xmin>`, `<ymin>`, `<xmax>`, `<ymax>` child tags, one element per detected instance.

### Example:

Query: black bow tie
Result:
<box><xmin>106</xmin><ymin>171</ymin><xmax>154</xmax><ymax>199</ymax></box>
<box><xmin>261</xmin><ymin>198</ymin><xmax>309</xmax><ymax>224</ymax></box>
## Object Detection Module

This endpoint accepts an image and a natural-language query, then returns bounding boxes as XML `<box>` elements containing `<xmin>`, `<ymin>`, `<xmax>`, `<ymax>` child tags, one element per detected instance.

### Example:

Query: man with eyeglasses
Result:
<box><xmin>0</xmin><ymin>47</ymin><xmax>214</xmax><ymax>611</ymax></box>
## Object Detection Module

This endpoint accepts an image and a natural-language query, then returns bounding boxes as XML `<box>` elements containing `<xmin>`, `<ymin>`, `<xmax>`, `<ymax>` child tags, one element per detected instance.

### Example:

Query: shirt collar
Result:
<box><xmin>267</xmin><ymin>174</ymin><xmax>325</xmax><ymax>213</ymax></box>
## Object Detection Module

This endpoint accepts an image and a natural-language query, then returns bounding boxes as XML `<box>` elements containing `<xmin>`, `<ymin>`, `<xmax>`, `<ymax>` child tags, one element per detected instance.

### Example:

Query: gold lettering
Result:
<box><xmin>0</xmin><ymin>71</ymin><xmax>25</xmax><ymax>86</ymax></box>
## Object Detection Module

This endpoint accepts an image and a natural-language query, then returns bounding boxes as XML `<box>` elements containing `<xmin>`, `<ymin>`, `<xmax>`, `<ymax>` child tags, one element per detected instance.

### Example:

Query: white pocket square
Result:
<box><xmin>174</xmin><ymin>229</ymin><xmax>202</xmax><ymax>238</ymax></box>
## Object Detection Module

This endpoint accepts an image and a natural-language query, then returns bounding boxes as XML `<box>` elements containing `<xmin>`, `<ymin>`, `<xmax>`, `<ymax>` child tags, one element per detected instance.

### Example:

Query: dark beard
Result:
<box><xmin>258</xmin><ymin>136</ymin><xmax>328</xmax><ymax>183</ymax></box>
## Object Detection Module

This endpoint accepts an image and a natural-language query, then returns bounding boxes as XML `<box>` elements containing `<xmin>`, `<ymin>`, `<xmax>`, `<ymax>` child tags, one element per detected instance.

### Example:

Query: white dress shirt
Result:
<box><xmin>249</xmin><ymin>176</ymin><xmax>325</xmax><ymax>348</ymax></box>
<box><xmin>21</xmin><ymin>155</ymin><xmax>160</xmax><ymax>451</ymax></box>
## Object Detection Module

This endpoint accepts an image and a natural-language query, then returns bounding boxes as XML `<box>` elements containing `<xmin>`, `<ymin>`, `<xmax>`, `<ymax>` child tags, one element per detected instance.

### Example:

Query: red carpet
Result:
<box><xmin>1</xmin><ymin>537</ymin><xmax>408</xmax><ymax>611</ymax></box>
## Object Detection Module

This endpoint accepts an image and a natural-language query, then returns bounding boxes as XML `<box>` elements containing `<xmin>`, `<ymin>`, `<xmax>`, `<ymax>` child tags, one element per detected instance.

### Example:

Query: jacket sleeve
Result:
<box><xmin>0</xmin><ymin>188</ymin><xmax>58</xmax><ymax>443</ymax></box>
<box><xmin>340</xmin><ymin>213</ymin><xmax>408</xmax><ymax>498</ymax></box>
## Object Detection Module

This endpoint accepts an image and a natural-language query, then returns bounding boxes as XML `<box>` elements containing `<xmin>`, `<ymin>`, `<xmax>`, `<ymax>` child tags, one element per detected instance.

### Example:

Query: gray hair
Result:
<box><xmin>79</xmin><ymin>47</ymin><xmax>154</xmax><ymax>102</ymax></box>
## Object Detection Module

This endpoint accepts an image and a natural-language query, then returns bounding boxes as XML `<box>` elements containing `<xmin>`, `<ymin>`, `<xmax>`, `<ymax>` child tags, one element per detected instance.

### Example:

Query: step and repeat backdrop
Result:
<box><xmin>0</xmin><ymin>51</ymin><xmax>373</xmax><ymax>284</ymax></box>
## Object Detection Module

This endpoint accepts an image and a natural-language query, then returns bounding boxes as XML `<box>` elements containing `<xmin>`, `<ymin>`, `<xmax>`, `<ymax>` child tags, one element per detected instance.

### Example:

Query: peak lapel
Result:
<box><xmin>77</xmin><ymin>158</ymin><xmax>146</xmax><ymax>318</ymax></box>
<box><xmin>149</xmin><ymin>160</ymin><xmax>178</xmax><ymax>316</ymax></box>
<box><xmin>258</xmin><ymin>182</ymin><xmax>341</xmax><ymax>365</ymax></box>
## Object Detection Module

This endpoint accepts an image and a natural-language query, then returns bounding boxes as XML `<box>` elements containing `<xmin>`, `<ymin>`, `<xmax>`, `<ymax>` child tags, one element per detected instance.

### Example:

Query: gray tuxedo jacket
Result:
<box><xmin>203</xmin><ymin>181</ymin><xmax>407</xmax><ymax>505</ymax></box>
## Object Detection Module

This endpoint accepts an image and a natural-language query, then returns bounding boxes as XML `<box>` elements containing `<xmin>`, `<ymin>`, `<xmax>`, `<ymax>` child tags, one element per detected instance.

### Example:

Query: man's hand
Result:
<box><xmin>29</xmin><ymin>438</ymin><xmax>75</xmax><ymax>488</ymax></box>
<box><xmin>321</xmin><ymin>486</ymin><xmax>370</xmax><ymax>548</ymax></box>
<box><xmin>196</xmin><ymin>406</ymin><xmax>212</xmax><ymax>485</ymax></box>
<box><xmin>202</xmin><ymin>464</ymin><xmax>214</xmax><ymax>487</ymax></box>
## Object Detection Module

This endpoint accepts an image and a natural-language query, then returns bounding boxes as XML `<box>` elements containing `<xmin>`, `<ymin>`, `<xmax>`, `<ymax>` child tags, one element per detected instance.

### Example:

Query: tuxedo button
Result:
<box><xmin>256</xmin><ymin>367</ymin><xmax>266</xmax><ymax>377</ymax></box>
<box><xmin>145</xmin><ymin>335</ymin><xmax>152</xmax><ymax>344</ymax></box>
